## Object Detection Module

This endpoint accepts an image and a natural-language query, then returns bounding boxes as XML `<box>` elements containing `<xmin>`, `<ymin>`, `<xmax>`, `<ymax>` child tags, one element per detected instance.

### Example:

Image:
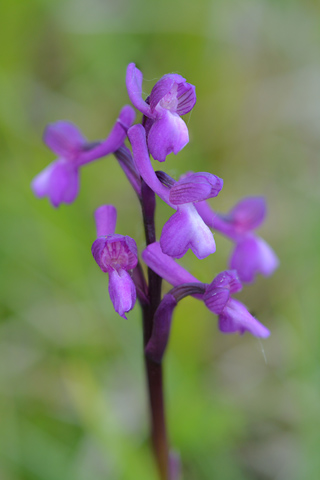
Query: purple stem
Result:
<box><xmin>140</xmin><ymin>180</ymin><xmax>170</xmax><ymax>480</ymax></box>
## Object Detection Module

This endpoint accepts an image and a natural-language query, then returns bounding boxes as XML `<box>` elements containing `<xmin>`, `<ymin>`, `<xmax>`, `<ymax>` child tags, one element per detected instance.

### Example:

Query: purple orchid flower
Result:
<box><xmin>128</xmin><ymin>125</ymin><xmax>223</xmax><ymax>259</ymax></box>
<box><xmin>196</xmin><ymin>196</ymin><xmax>279</xmax><ymax>282</ymax></box>
<box><xmin>32</xmin><ymin>105</ymin><xmax>136</xmax><ymax>207</ymax></box>
<box><xmin>142</xmin><ymin>242</ymin><xmax>270</xmax><ymax>359</ymax></box>
<box><xmin>91</xmin><ymin>205</ymin><xmax>138</xmax><ymax>319</ymax></box>
<box><xmin>126</xmin><ymin>63</ymin><xmax>196</xmax><ymax>162</ymax></box>
<box><xmin>203</xmin><ymin>270</ymin><xmax>270</xmax><ymax>337</ymax></box>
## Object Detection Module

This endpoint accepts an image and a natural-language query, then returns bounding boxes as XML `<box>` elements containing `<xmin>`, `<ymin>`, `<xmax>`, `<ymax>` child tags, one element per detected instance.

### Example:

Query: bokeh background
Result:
<box><xmin>1</xmin><ymin>0</ymin><xmax>320</xmax><ymax>479</ymax></box>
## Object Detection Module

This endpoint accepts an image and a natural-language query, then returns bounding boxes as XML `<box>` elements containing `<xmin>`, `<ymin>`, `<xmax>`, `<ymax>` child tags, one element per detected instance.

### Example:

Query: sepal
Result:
<box><xmin>169</xmin><ymin>172</ymin><xmax>223</xmax><ymax>205</ymax></box>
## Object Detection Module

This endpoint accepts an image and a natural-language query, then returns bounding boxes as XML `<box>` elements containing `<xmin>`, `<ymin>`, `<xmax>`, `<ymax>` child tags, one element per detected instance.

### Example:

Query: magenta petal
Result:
<box><xmin>128</xmin><ymin>125</ymin><xmax>172</xmax><ymax>204</ymax></box>
<box><xmin>126</xmin><ymin>63</ymin><xmax>152</xmax><ymax>117</ymax></box>
<box><xmin>169</xmin><ymin>172</ymin><xmax>223</xmax><ymax>205</ymax></box>
<box><xmin>149</xmin><ymin>75</ymin><xmax>178</xmax><ymax>113</ymax></box>
<box><xmin>209</xmin><ymin>270</ymin><xmax>242</xmax><ymax>294</ymax></box>
<box><xmin>176</xmin><ymin>82</ymin><xmax>197</xmax><ymax>116</ymax></box>
<box><xmin>94</xmin><ymin>205</ymin><xmax>117</xmax><ymax>237</ymax></box>
<box><xmin>92</xmin><ymin>234</ymin><xmax>138</xmax><ymax>273</ymax></box>
<box><xmin>32</xmin><ymin>160</ymin><xmax>79</xmax><ymax>207</ymax></box>
<box><xmin>145</xmin><ymin>294</ymin><xmax>177</xmax><ymax>363</ymax></box>
<box><xmin>142</xmin><ymin>242</ymin><xmax>199</xmax><ymax>286</ymax></box>
<box><xmin>43</xmin><ymin>121</ymin><xmax>85</xmax><ymax>159</ymax></box>
<box><xmin>230</xmin><ymin>235</ymin><xmax>279</xmax><ymax>283</ymax></box>
<box><xmin>230</xmin><ymin>196</ymin><xmax>266</xmax><ymax>232</ymax></box>
<box><xmin>147</xmin><ymin>111</ymin><xmax>189</xmax><ymax>162</ymax></box>
<box><xmin>108</xmin><ymin>270</ymin><xmax>136</xmax><ymax>319</ymax></box>
<box><xmin>218</xmin><ymin>299</ymin><xmax>270</xmax><ymax>338</ymax></box>
<box><xmin>31</xmin><ymin>161</ymin><xmax>57</xmax><ymax>198</ymax></box>
<box><xmin>203</xmin><ymin>287</ymin><xmax>230</xmax><ymax>315</ymax></box>
<box><xmin>47</xmin><ymin>162</ymin><xmax>79</xmax><ymax>207</ymax></box>
<box><xmin>160</xmin><ymin>204</ymin><xmax>216</xmax><ymax>259</ymax></box>
<box><xmin>117</xmin><ymin>104</ymin><xmax>136</xmax><ymax>130</ymax></box>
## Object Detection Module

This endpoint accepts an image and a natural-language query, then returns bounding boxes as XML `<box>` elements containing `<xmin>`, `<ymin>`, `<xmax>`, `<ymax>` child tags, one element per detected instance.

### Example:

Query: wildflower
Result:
<box><xmin>126</xmin><ymin>63</ymin><xmax>196</xmax><ymax>162</ymax></box>
<box><xmin>142</xmin><ymin>242</ymin><xmax>269</xmax><ymax>362</ymax></box>
<box><xmin>203</xmin><ymin>270</ymin><xmax>270</xmax><ymax>337</ymax></box>
<box><xmin>32</xmin><ymin>106</ymin><xmax>135</xmax><ymax>207</ymax></box>
<box><xmin>196</xmin><ymin>196</ymin><xmax>279</xmax><ymax>282</ymax></box>
<box><xmin>91</xmin><ymin>205</ymin><xmax>138</xmax><ymax>319</ymax></box>
<box><xmin>128</xmin><ymin>125</ymin><xmax>222</xmax><ymax>259</ymax></box>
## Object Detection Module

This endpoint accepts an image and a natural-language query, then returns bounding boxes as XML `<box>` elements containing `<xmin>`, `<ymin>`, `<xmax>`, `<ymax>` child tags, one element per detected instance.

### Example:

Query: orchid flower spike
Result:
<box><xmin>32</xmin><ymin>105</ymin><xmax>135</xmax><ymax>207</ymax></box>
<box><xmin>142</xmin><ymin>242</ymin><xmax>270</xmax><ymax>361</ymax></box>
<box><xmin>128</xmin><ymin>125</ymin><xmax>223</xmax><ymax>259</ymax></box>
<box><xmin>126</xmin><ymin>63</ymin><xmax>196</xmax><ymax>162</ymax></box>
<box><xmin>91</xmin><ymin>205</ymin><xmax>138</xmax><ymax>319</ymax></box>
<box><xmin>196</xmin><ymin>197</ymin><xmax>279</xmax><ymax>282</ymax></box>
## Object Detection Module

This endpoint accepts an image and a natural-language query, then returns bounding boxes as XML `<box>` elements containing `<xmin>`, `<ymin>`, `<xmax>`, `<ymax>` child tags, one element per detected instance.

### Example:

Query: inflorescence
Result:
<box><xmin>32</xmin><ymin>62</ymin><xmax>279</xmax><ymax>355</ymax></box>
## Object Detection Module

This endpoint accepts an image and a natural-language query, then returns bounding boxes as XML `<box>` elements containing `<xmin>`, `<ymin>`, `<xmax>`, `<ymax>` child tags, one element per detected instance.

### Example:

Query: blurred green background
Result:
<box><xmin>1</xmin><ymin>0</ymin><xmax>320</xmax><ymax>479</ymax></box>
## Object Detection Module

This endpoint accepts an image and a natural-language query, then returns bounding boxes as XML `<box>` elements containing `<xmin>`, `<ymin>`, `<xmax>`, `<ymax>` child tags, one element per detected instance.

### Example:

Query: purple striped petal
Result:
<box><xmin>218</xmin><ymin>298</ymin><xmax>270</xmax><ymax>338</ymax></box>
<box><xmin>92</xmin><ymin>234</ymin><xmax>138</xmax><ymax>273</ymax></box>
<box><xmin>160</xmin><ymin>204</ymin><xmax>216</xmax><ymax>259</ymax></box>
<box><xmin>108</xmin><ymin>269</ymin><xmax>136</xmax><ymax>319</ymax></box>
<box><xmin>176</xmin><ymin>82</ymin><xmax>197</xmax><ymax>116</ymax></box>
<box><xmin>203</xmin><ymin>287</ymin><xmax>230</xmax><ymax>315</ymax></box>
<box><xmin>169</xmin><ymin>172</ymin><xmax>223</xmax><ymax>205</ymax></box>
<box><xmin>209</xmin><ymin>270</ymin><xmax>242</xmax><ymax>293</ymax></box>
<box><xmin>43</xmin><ymin>121</ymin><xmax>85</xmax><ymax>159</ymax></box>
<box><xmin>149</xmin><ymin>75</ymin><xmax>180</xmax><ymax>113</ymax></box>
<box><xmin>94</xmin><ymin>205</ymin><xmax>117</xmax><ymax>237</ymax></box>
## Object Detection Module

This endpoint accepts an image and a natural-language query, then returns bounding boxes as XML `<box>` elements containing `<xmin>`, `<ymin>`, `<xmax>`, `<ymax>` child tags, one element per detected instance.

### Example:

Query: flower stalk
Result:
<box><xmin>140</xmin><ymin>180</ymin><xmax>170</xmax><ymax>479</ymax></box>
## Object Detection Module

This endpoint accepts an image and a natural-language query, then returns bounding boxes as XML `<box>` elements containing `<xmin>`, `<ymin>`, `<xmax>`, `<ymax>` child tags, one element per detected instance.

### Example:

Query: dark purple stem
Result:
<box><xmin>140</xmin><ymin>180</ymin><xmax>170</xmax><ymax>480</ymax></box>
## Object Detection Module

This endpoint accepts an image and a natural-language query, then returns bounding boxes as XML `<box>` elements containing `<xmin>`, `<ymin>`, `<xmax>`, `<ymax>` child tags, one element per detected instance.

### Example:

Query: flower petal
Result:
<box><xmin>92</xmin><ymin>234</ymin><xmax>138</xmax><ymax>273</ymax></box>
<box><xmin>160</xmin><ymin>204</ymin><xmax>216</xmax><ymax>259</ymax></box>
<box><xmin>128</xmin><ymin>125</ymin><xmax>172</xmax><ymax>204</ymax></box>
<box><xmin>230</xmin><ymin>235</ymin><xmax>279</xmax><ymax>283</ymax></box>
<box><xmin>47</xmin><ymin>162</ymin><xmax>79</xmax><ymax>207</ymax></box>
<box><xmin>43</xmin><ymin>121</ymin><xmax>85</xmax><ymax>159</ymax></box>
<box><xmin>230</xmin><ymin>196</ymin><xmax>266</xmax><ymax>232</ymax></box>
<box><xmin>108</xmin><ymin>269</ymin><xmax>136</xmax><ymax>319</ymax></box>
<box><xmin>203</xmin><ymin>287</ymin><xmax>230</xmax><ymax>315</ymax></box>
<box><xmin>31</xmin><ymin>161</ymin><xmax>56</xmax><ymax>198</ymax></box>
<box><xmin>209</xmin><ymin>270</ymin><xmax>242</xmax><ymax>293</ymax></box>
<box><xmin>218</xmin><ymin>298</ymin><xmax>270</xmax><ymax>338</ymax></box>
<box><xmin>147</xmin><ymin>110</ymin><xmax>189</xmax><ymax>162</ymax></box>
<box><xmin>149</xmin><ymin>74</ymin><xmax>178</xmax><ymax>113</ymax></box>
<box><xmin>126</xmin><ymin>63</ymin><xmax>152</xmax><ymax>117</ymax></box>
<box><xmin>176</xmin><ymin>82</ymin><xmax>197</xmax><ymax>116</ymax></box>
<box><xmin>94</xmin><ymin>205</ymin><xmax>117</xmax><ymax>237</ymax></box>
<box><xmin>169</xmin><ymin>172</ymin><xmax>223</xmax><ymax>205</ymax></box>
<box><xmin>142</xmin><ymin>242</ymin><xmax>199</xmax><ymax>286</ymax></box>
